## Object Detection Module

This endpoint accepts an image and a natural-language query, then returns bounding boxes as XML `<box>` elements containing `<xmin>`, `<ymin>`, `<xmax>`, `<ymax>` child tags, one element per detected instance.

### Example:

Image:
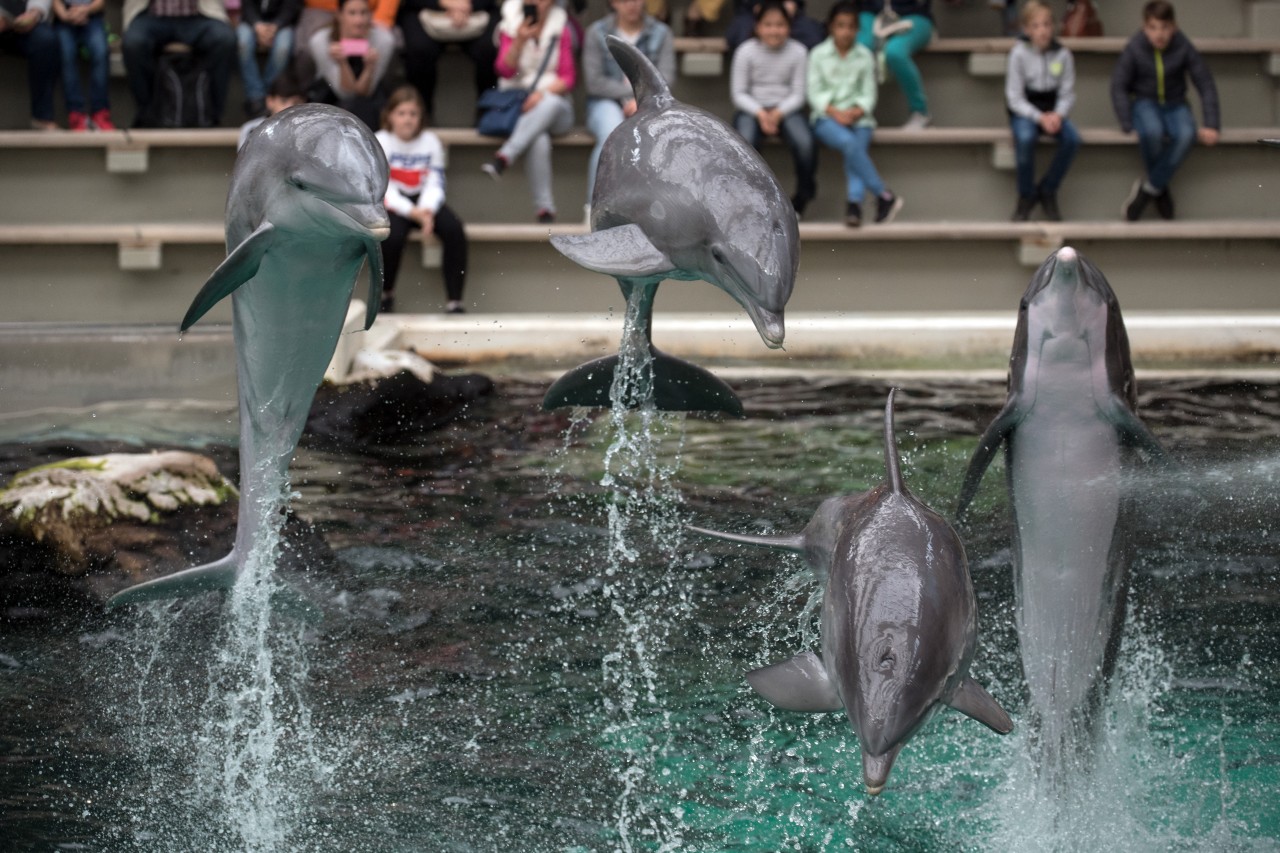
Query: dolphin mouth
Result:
<box><xmin>324</xmin><ymin>199</ymin><xmax>391</xmax><ymax>241</ymax></box>
<box><xmin>745</xmin><ymin>303</ymin><xmax>785</xmax><ymax>349</ymax></box>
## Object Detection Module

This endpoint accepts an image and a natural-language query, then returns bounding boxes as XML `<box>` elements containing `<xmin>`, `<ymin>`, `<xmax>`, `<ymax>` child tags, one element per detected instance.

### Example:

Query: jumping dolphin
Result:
<box><xmin>690</xmin><ymin>390</ymin><xmax>1013</xmax><ymax>794</ymax></box>
<box><xmin>955</xmin><ymin>246</ymin><xmax>1166</xmax><ymax>770</ymax></box>
<box><xmin>107</xmin><ymin>104</ymin><xmax>390</xmax><ymax>608</ymax></box>
<box><xmin>544</xmin><ymin>35</ymin><xmax>800</xmax><ymax>416</ymax></box>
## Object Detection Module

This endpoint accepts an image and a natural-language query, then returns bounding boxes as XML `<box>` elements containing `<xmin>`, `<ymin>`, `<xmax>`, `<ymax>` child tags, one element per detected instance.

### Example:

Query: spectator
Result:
<box><xmin>121</xmin><ymin>0</ymin><xmax>237</xmax><ymax>127</ymax></box>
<box><xmin>237</xmin><ymin>68</ymin><xmax>304</xmax><ymax>148</ymax></box>
<box><xmin>294</xmin><ymin>0</ymin><xmax>396</xmax><ymax>85</ymax></box>
<box><xmin>582</xmin><ymin>0</ymin><xmax>674</xmax><ymax>210</ymax></box>
<box><xmin>725</xmin><ymin>0</ymin><xmax>822</xmax><ymax>55</ymax></box>
<box><xmin>1112</xmin><ymin>0</ymin><xmax>1219</xmax><ymax>221</ymax></box>
<box><xmin>479</xmin><ymin>0</ymin><xmax>576</xmax><ymax>224</ymax></box>
<box><xmin>396</xmin><ymin>0</ymin><xmax>498</xmax><ymax>121</ymax></box>
<box><xmin>0</xmin><ymin>0</ymin><xmax>63</xmax><ymax>130</ymax></box>
<box><xmin>52</xmin><ymin>0</ymin><xmax>113</xmax><ymax>130</ymax></box>
<box><xmin>376</xmin><ymin>85</ymin><xmax>469</xmax><ymax>313</ymax></box>
<box><xmin>808</xmin><ymin>0</ymin><xmax>900</xmax><ymax>227</ymax></box>
<box><xmin>306</xmin><ymin>0</ymin><xmax>395</xmax><ymax>129</ymax></box>
<box><xmin>856</xmin><ymin>0</ymin><xmax>932</xmax><ymax>130</ymax></box>
<box><xmin>1006</xmin><ymin>0</ymin><xmax>1078</xmax><ymax>222</ymax></box>
<box><xmin>731</xmin><ymin>0</ymin><xmax>816</xmax><ymax>216</ymax></box>
<box><xmin>236</xmin><ymin>0</ymin><xmax>301</xmax><ymax>118</ymax></box>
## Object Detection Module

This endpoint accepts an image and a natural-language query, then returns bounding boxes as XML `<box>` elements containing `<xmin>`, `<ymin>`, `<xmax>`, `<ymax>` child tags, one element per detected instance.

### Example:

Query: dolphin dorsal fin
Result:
<box><xmin>883</xmin><ymin>388</ymin><xmax>904</xmax><ymax>495</ymax></box>
<box><xmin>606</xmin><ymin>34</ymin><xmax>672</xmax><ymax>109</ymax></box>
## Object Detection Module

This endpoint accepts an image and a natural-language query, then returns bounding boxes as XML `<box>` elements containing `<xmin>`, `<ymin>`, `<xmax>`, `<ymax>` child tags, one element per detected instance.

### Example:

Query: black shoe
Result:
<box><xmin>1038</xmin><ymin>190</ymin><xmax>1061</xmax><ymax>222</ymax></box>
<box><xmin>791</xmin><ymin>193</ymin><xmax>811</xmax><ymax>218</ymax></box>
<box><xmin>536</xmin><ymin>209</ymin><xmax>555</xmax><ymax>224</ymax></box>
<box><xmin>1154</xmin><ymin>187</ymin><xmax>1174</xmax><ymax>220</ymax></box>
<box><xmin>481</xmin><ymin>156</ymin><xmax>506</xmax><ymax>180</ymax></box>
<box><xmin>875</xmin><ymin>192</ymin><xmax>903</xmax><ymax>224</ymax></box>
<box><xmin>446</xmin><ymin>301</ymin><xmax>466</xmax><ymax>314</ymax></box>
<box><xmin>845</xmin><ymin>201</ymin><xmax>862</xmax><ymax>228</ymax></box>
<box><xmin>1012</xmin><ymin>196</ymin><xmax>1037</xmax><ymax>222</ymax></box>
<box><xmin>1123</xmin><ymin>179</ymin><xmax>1151</xmax><ymax>221</ymax></box>
<box><xmin>244</xmin><ymin>98</ymin><xmax>266</xmax><ymax>119</ymax></box>
<box><xmin>380</xmin><ymin>293</ymin><xmax>395</xmax><ymax>313</ymax></box>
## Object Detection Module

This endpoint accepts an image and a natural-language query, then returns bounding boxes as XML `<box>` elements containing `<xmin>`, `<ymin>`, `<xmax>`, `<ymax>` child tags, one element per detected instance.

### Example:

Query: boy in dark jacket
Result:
<box><xmin>1111</xmin><ymin>0</ymin><xmax>1219</xmax><ymax>221</ymax></box>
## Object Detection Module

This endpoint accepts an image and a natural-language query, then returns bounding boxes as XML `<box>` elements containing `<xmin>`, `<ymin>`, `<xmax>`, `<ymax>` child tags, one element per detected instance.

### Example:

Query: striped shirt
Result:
<box><xmin>149</xmin><ymin>0</ymin><xmax>200</xmax><ymax>16</ymax></box>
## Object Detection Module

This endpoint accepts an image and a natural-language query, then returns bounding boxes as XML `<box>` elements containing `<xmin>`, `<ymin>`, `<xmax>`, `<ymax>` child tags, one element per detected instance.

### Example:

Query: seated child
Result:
<box><xmin>237</xmin><ymin>70</ymin><xmax>305</xmax><ymax>149</ymax></box>
<box><xmin>377</xmin><ymin>85</ymin><xmax>469</xmax><ymax>314</ymax></box>
<box><xmin>730</xmin><ymin>0</ymin><xmax>816</xmax><ymax>216</ymax></box>
<box><xmin>52</xmin><ymin>0</ymin><xmax>113</xmax><ymax>130</ymax></box>
<box><xmin>1111</xmin><ymin>0</ymin><xmax>1220</xmax><ymax>221</ymax></box>
<box><xmin>808</xmin><ymin>0</ymin><xmax>901</xmax><ymax>227</ymax></box>
<box><xmin>1005</xmin><ymin>0</ymin><xmax>1078</xmax><ymax>222</ymax></box>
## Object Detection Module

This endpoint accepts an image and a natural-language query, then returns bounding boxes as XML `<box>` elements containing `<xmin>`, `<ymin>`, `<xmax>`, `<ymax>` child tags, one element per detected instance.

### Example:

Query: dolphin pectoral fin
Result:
<box><xmin>1102</xmin><ymin>395</ymin><xmax>1168</xmax><ymax>463</ymax></box>
<box><xmin>686</xmin><ymin>525</ymin><xmax>805</xmax><ymax>552</ymax></box>
<box><xmin>550</xmin><ymin>225</ymin><xmax>674</xmax><ymax>278</ymax></box>
<box><xmin>105</xmin><ymin>553</ymin><xmax>238</xmax><ymax>609</ymax></box>
<box><xmin>181</xmin><ymin>223</ymin><xmax>276</xmax><ymax>331</ymax></box>
<box><xmin>542</xmin><ymin>349</ymin><xmax>745</xmax><ymax>415</ymax></box>
<box><xmin>946</xmin><ymin>676</ymin><xmax>1014</xmax><ymax>734</ymax></box>
<box><xmin>955</xmin><ymin>396</ymin><xmax>1023</xmax><ymax>518</ymax></box>
<box><xmin>746</xmin><ymin>651</ymin><xmax>843</xmax><ymax>713</ymax></box>
<box><xmin>362</xmin><ymin>237</ymin><xmax>384</xmax><ymax>330</ymax></box>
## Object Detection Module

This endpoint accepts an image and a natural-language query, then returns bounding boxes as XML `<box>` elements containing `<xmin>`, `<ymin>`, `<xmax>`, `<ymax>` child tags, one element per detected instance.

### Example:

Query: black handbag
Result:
<box><xmin>475</xmin><ymin>34</ymin><xmax>558</xmax><ymax>137</ymax></box>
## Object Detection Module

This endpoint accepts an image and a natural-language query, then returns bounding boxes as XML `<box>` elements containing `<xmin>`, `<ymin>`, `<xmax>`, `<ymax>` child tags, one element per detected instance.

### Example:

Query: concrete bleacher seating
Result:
<box><xmin>2</xmin><ymin>0</ymin><xmax>1279</xmax><ymax>325</ymax></box>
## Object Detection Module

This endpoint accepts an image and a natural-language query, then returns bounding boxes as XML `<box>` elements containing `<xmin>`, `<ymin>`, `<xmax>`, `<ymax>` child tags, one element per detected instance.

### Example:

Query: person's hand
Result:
<box><xmin>364</xmin><ymin>46</ymin><xmax>379</xmax><ymax>65</ymax></box>
<box><xmin>71</xmin><ymin>5</ymin><xmax>90</xmax><ymax>23</ymax></box>
<box><xmin>13</xmin><ymin>9</ymin><xmax>41</xmax><ymax>32</ymax></box>
<box><xmin>415</xmin><ymin>209</ymin><xmax>435</xmax><ymax>232</ymax></box>
<box><xmin>523</xmin><ymin>89</ymin><xmax>544</xmax><ymax>112</ymax></box>
<box><xmin>516</xmin><ymin>17</ymin><xmax>537</xmax><ymax>40</ymax></box>
<box><xmin>328</xmin><ymin>40</ymin><xmax>345</xmax><ymax>61</ymax></box>
<box><xmin>622</xmin><ymin>98</ymin><xmax>637</xmax><ymax>118</ymax></box>
<box><xmin>255</xmin><ymin>21</ymin><xmax>276</xmax><ymax>48</ymax></box>
<box><xmin>447</xmin><ymin>6</ymin><xmax>469</xmax><ymax>26</ymax></box>
<box><xmin>1039</xmin><ymin>112</ymin><xmax>1062</xmax><ymax>134</ymax></box>
<box><xmin>1199</xmin><ymin>127</ymin><xmax>1219</xmax><ymax>146</ymax></box>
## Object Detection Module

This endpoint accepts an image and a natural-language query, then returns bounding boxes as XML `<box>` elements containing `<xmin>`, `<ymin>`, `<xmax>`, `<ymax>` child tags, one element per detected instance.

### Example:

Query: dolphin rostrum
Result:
<box><xmin>691</xmin><ymin>389</ymin><xmax>1013</xmax><ymax>794</ymax></box>
<box><xmin>107</xmin><ymin>104</ymin><xmax>390</xmax><ymax>608</ymax></box>
<box><xmin>955</xmin><ymin>246</ymin><xmax>1166</xmax><ymax>770</ymax></box>
<box><xmin>545</xmin><ymin>35</ymin><xmax>799</xmax><ymax>416</ymax></box>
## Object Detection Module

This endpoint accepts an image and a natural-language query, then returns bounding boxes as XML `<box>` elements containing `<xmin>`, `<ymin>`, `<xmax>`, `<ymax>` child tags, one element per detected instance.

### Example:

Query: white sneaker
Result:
<box><xmin>902</xmin><ymin>112</ymin><xmax>931</xmax><ymax>131</ymax></box>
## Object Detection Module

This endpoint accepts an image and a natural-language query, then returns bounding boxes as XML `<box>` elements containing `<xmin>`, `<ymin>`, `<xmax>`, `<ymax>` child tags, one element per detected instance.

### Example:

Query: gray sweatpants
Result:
<box><xmin>498</xmin><ymin>92</ymin><xmax>574</xmax><ymax>215</ymax></box>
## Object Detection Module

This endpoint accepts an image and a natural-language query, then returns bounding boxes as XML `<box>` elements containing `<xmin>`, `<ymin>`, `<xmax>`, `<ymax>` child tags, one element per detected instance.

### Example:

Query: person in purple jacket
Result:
<box><xmin>1111</xmin><ymin>0</ymin><xmax>1220</xmax><ymax>221</ymax></box>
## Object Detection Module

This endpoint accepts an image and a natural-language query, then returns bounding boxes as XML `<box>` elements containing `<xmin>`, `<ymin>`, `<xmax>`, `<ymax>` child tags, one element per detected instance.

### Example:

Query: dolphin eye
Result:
<box><xmin>289</xmin><ymin>176</ymin><xmax>310</xmax><ymax>192</ymax></box>
<box><xmin>711</xmin><ymin>247</ymin><xmax>726</xmax><ymax>265</ymax></box>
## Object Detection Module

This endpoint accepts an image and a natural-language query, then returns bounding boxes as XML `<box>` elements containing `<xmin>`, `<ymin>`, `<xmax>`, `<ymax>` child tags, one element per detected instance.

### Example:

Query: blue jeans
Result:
<box><xmin>57</xmin><ymin>16</ymin><xmax>110</xmax><ymax>114</ymax></box>
<box><xmin>1010</xmin><ymin>113</ymin><xmax>1080</xmax><ymax>198</ymax></box>
<box><xmin>585</xmin><ymin>96</ymin><xmax>625</xmax><ymax>206</ymax></box>
<box><xmin>1130</xmin><ymin>99</ymin><xmax>1196</xmax><ymax>192</ymax></box>
<box><xmin>123</xmin><ymin>13</ymin><xmax>237</xmax><ymax>123</ymax></box>
<box><xmin>734</xmin><ymin>109</ymin><xmax>817</xmax><ymax>202</ymax></box>
<box><xmin>857</xmin><ymin>12</ymin><xmax>933</xmax><ymax>115</ymax></box>
<box><xmin>0</xmin><ymin>21</ymin><xmax>59</xmax><ymax>122</ymax></box>
<box><xmin>236</xmin><ymin>21</ymin><xmax>294</xmax><ymax>103</ymax></box>
<box><xmin>813</xmin><ymin>118</ymin><xmax>883</xmax><ymax>202</ymax></box>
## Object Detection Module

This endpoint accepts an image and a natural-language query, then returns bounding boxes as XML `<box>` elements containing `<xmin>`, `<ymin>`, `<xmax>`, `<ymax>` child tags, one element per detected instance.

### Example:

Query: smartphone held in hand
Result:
<box><xmin>522</xmin><ymin>3</ymin><xmax>537</xmax><ymax>22</ymax></box>
<box><xmin>339</xmin><ymin>37</ymin><xmax>369</xmax><ymax>57</ymax></box>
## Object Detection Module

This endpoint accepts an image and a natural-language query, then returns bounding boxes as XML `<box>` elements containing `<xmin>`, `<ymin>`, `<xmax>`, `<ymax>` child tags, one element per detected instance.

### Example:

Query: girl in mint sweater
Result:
<box><xmin>808</xmin><ymin>1</ymin><xmax>900</xmax><ymax>226</ymax></box>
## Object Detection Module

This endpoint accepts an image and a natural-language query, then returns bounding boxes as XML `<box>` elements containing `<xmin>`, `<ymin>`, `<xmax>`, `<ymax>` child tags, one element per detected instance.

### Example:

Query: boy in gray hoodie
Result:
<box><xmin>1005</xmin><ymin>0</ymin><xmax>1077</xmax><ymax>221</ymax></box>
<box><xmin>1111</xmin><ymin>0</ymin><xmax>1220</xmax><ymax>221</ymax></box>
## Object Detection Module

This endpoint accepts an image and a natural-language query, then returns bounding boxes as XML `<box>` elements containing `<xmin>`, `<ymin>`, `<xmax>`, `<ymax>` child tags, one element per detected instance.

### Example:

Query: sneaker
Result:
<box><xmin>1123</xmin><ymin>178</ymin><xmax>1151</xmax><ymax>221</ymax></box>
<box><xmin>446</xmin><ymin>301</ymin><xmax>466</xmax><ymax>314</ymax></box>
<box><xmin>30</xmin><ymin>119</ymin><xmax>58</xmax><ymax>131</ymax></box>
<box><xmin>90</xmin><ymin>109</ymin><xmax>115</xmax><ymax>131</ymax></box>
<box><xmin>791</xmin><ymin>193</ymin><xmax>811</xmax><ymax>219</ymax></box>
<box><xmin>1154</xmin><ymin>187</ymin><xmax>1175</xmax><ymax>220</ymax></box>
<box><xmin>1012</xmin><ymin>196</ymin><xmax>1037</xmax><ymax>222</ymax></box>
<box><xmin>845</xmin><ymin>201</ymin><xmax>862</xmax><ymax>228</ymax></box>
<box><xmin>68</xmin><ymin>111</ymin><xmax>89</xmax><ymax>132</ymax></box>
<box><xmin>901</xmin><ymin>112</ymin><xmax>931</xmax><ymax>131</ymax></box>
<box><xmin>379</xmin><ymin>293</ymin><xmax>395</xmax><ymax>313</ymax></box>
<box><xmin>1038</xmin><ymin>191</ymin><xmax>1061</xmax><ymax>222</ymax></box>
<box><xmin>481</xmin><ymin>156</ymin><xmax>506</xmax><ymax>180</ymax></box>
<box><xmin>875</xmin><ymin>192</ymin><xmax>904</xmax><ymax>224</ymax></box>
<box><xmin>536</xmin><ymin>209</ymin><xmax>555</xmax><ymax>224</ymax></box>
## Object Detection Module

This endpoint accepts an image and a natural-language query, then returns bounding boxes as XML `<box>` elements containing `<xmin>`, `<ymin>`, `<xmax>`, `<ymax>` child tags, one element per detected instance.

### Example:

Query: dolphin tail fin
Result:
<box><xmin>883</xmin><ymin>388</ymin><xmax>905</xmax><ymax>495</ymax></box>
<box><xmin>105</xmin><ymin>552</ymin><xmax>238</xmax><ymax>609</ymax></box>
<box><xmin>605</xmin><ymin>34</ymin><xmax>672</xmax><ymax>108</ymax></box>
<box><xmin>542</xmin><ymin>348</ymin><xmax>744</xmax><ymax>416</ymax></box>
<box><xmin>181</xmin><ymin>223</ymin><xmax>276</xmax><ymax>331</ymax></box>
<box><xmin>746</xmin><ymin>650</ymin><xmax>843</xmax><ymax>713</ymax></box>
<box><xmin>947</xmin><ymin>676</ymin><xmax>1014</xmax><ymax>734</ymax></box>
<box><xmin>550</xmin><ymin>225</ymin><xmax>674</xmax><ymax>279</ymax></box>
<box><xmin>955</xmin><ymin>396</ymin><xmax>1022</xmax><ymax>519</ymax></box>
<box><xmin>687</xmin><ymin>525</ymin><xmax>805</xmax><ymax>551</ymax></box>
<box><xmin>362</xmin><ymin>237</ymin><xmax>385</xmax><ymax>330</ymax></box>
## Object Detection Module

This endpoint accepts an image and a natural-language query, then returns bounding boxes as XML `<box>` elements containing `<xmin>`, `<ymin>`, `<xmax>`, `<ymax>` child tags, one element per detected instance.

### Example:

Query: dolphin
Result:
<box><xmin>955</xmin><ymin>246</ymin><xmax>1166</xmax><ymax>769</ymax></box>
<box><xmin>545</xmin><ymin>35</ymin><xmax>800</xmax><ymax>416</ymax></box>
<box><xmin>690</xmin><ymin>389</ymin><xmax>1013</xmax><ymax>794</ymax></box>
<box><xmin>107</xmin><ymin>104</ymin><xmax>390</xmax><ymax>608</ymax></box>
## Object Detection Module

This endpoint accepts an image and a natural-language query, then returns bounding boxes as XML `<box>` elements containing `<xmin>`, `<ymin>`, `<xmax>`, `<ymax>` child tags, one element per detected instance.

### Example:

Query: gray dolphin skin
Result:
<box><xmin>690</xmin><ymin>390</ymin><xmax>1013</xmax><ymax>794</ymax></box>
<box><xmin>955</xmin><ymin>246</ymin><xmax>1166</xmax><ymax>770</ymax></box>
<box><xmin>545</xmin><ymin>35</ymin><xmax>799</xmax><ymax>416</ymax></box>
<box><xmin>107</xmin><ymin>104</ymin><xmax>390</xmax><ymax>608</ymax></box>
